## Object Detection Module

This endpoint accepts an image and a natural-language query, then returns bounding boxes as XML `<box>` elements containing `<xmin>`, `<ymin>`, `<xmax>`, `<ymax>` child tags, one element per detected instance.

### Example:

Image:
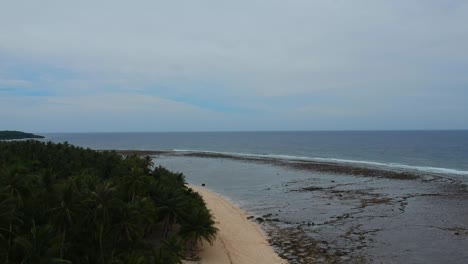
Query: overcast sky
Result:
<box><xmin>1</xmin><ymin>0</ymin><xmax>467</xmax><ymax>132</ymax></box>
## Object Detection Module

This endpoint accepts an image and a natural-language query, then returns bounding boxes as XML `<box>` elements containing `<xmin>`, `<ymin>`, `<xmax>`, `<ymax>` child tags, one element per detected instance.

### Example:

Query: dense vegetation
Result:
<box><xmin>0</xmin><ymin>131</ymin><xmax>45</xmax><ymax>140</ymax></box>
<box><xmin>0</xmin><ymin>140</ymin><xmax>217</xmax><ymax>263</ymax></box>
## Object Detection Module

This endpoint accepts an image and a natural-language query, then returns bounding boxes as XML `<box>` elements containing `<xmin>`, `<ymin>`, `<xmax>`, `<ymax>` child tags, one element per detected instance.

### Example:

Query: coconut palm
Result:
<box><xmin>119</xmin><ymin>170</ymin><xmax>152</xmax><ymax>202</ymax></box>
<box><xmin>0</xmin><ymin>166</ymin><xmax>33</xmax><ymax>263</ymax></box>
<box><xmin>180</xmin><ymin>207</ymin><xmax>218</xmax><ymax>249</ymax></box>
<box><xmin>0</xmin><ymin>140</ymin><xmax>217</xmax><ymax>263</ymax></box>
<box><xmin>11</xmin><ymin>221</ymin><xmax>70</xmax><ymax>264</ymax></box>
<box><xmin>0</xmin><ymin>194</ymin><xmax>21</xmax><ymax>263</ymax></box>
<box><xmin>156</xmin><ymin>236</ymin><xmax>184</xmax><ymax>264</ymax></box>
<box><xmin>87</xmin><ymin>181</ymin><xmax>121</xmax><ymax>263</ymax></box>
<box><xmin>48</xmin><ymin>178</ymin><xmax>83</xmax><ymax>259</ymax></box>
<box><xmin>153</xmin><ymin>189</ymin><xmax>188</xmax><ymax>238</ymax></box>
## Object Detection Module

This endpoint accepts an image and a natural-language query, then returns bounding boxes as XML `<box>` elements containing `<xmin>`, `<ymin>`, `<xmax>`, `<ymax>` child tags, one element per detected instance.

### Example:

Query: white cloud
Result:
<box><xmin>0</xmin><ymin>0</ymin><xmax>467</xmax><ymax>130</ymax></box>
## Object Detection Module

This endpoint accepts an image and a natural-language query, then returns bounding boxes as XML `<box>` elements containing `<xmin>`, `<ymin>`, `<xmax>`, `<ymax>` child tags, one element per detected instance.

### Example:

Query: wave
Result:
<box><xmin>172</xmin><ymin>149</ymin><xmax>468</xmax><ymax>176</ymax></box>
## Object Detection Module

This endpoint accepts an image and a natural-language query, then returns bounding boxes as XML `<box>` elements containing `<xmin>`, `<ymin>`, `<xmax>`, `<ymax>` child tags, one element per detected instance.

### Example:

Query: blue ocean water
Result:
<box><xmin>41</xmin><ymin>130</ymin><xmax>468</xmax><ymax>175</ymax></box>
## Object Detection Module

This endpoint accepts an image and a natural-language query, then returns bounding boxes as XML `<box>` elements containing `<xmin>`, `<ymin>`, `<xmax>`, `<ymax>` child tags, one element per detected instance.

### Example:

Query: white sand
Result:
<box><xmin>184</xmin><ymin>185</ymin><xmax>287</xmax><ymax>264</ymax></box>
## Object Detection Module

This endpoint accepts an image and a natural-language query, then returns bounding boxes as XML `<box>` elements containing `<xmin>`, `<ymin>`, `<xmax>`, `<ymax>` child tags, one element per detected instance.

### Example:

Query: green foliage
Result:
<box><xmin>0</xmin><ymin>140</ymin><xmax>217</xmax><ymax>263</ymax></box>
<box><xmin>0</xmin><ymin>131</ymin><xmax>44</xmax><ymax>140</ymax></box>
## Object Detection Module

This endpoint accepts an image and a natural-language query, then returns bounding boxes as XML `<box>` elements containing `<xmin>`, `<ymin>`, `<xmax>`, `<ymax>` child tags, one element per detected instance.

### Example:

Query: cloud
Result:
<box><xmin>0</xmin><ymin>0</ymin><xmax>467</xmax><ymax>131</ymax></box>
<box><xmin>0</xmin><ymin>92</ymin><xmax>232</xmax><ymax>132</ymax></box>
<box><xmin>0</xmin><ymin>78</ymin><xmax>31</xmax><ymax>87</ymax></box>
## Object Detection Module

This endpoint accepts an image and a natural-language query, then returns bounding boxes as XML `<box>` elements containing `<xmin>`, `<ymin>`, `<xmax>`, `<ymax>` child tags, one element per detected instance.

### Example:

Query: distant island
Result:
<box><xmin>0</xmin><ymin>130</ymin><xmax>45</xmax><ymax>140</ymax></box>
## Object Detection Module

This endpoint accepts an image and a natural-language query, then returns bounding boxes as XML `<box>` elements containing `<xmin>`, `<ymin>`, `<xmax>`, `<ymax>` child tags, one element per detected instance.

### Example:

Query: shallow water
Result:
<box><xmin>154</xmin><ymin>154</ymin><xmax>468</xmax><ymax>264</ymax></box>
<box><xmin>39</xmin><ymin>131</ymin><xmax>468</xmax><ymax>263</ymax></box>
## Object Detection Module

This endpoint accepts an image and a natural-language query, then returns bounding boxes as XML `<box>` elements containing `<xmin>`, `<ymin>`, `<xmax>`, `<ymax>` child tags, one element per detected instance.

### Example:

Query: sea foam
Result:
<box><xmin>172</xmin><ymin>149</ymin><xmax>468</xmax><ymax>176</ymax></box>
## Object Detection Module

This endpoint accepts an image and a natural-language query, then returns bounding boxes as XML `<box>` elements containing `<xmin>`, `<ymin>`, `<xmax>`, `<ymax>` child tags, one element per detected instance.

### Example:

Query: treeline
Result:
<box><xmin>0</xmin><ymin>140</ymin><xmax>217</xmax><ymax>263</ymax></box>
<box><xmin>0</xmin><ymin>131</ymin><xmax>44</xmax><ymax>140</ymax></box>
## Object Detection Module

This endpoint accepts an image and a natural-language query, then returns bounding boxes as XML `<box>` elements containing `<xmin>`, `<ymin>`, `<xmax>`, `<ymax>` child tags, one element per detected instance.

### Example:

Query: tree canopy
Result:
<box><xmin>0</xmin><ymin>140</ymin><xmax>217</xmax><ymax>263</ymax></box>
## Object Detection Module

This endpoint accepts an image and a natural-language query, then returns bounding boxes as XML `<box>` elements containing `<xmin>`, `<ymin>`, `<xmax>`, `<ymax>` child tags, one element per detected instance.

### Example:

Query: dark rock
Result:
<box><xmin>302</xmin><ymin>186</ymin><xmax>323</xmax><ymax>192</ymax></box>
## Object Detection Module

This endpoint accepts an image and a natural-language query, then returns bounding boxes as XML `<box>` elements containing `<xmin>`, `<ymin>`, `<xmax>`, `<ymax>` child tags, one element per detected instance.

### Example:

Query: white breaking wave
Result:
<box><xmin>172</xmin><ymin>149</ymin><xmax>468</xmax><ymax>176</ymax></box>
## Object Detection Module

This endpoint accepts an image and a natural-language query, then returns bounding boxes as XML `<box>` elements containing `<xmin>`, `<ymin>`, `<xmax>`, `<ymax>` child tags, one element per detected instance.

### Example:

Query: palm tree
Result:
<box><xmin>0</xmin><ymin>165</ymin><xmax>32</xmax><ymax>206</ymax></box>
<box><xmin>112</xmin><ymin>202</ymin><xmax>144</xmax><ymax>245</ymax></box>
<box><xmin>111</xmin><ymin>198</ymin><xmax>156</xmax><ymax>253</ymax></box>
<box><xmin>0</xmin><ymin>166</ymin><xmax>33</xmax><ymax>263</ymax></box>
<box><xmin>0</xmin><ymin>194</ymin><xmax>20</xmax><ymax>263</ymax></box>
<box><xmin>48</xmin><ymin>178</ymin><xmax>83</xmax><ymax>259</ymax></box>
<box><xmin>119</xmin><ymin>170</ymin><xmax>152</xmax><ymax>202</ymax></box>
<box><xmin>0</xmin><ymin>140</ymin><xmax>219</xmax><ymax>263</ymax></box>
<box><xmin>180</xmin><ymin>207</ymin><xmax>218</xmax><ymax>249</ymax></box>
<box><xmin>153</xmin><ymin>189</ymin><xmax>187</xmax><ymax>238</ymax></box>
<box><xmin>115</xmin><ymin>251</ymin><xmax>150</xmax><ymax>264</ymax></box>
<box><xmin>87</xmin><ymin>181</ymin><xmax>121</xmax><ymax>263</ymax></box>
<box><xmin>156</xmin><ymin>236</ymin><xmax>184</xmax><ymax>264</ymax></box>
<box><xmin>11</xmin><ymin>220</ymin><xmax>70</xmax><ymax>264</ymax></box>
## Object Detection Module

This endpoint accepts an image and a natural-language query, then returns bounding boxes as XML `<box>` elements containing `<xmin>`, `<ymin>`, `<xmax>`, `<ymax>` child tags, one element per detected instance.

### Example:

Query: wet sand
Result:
<box><xmin>184</xmin><ymin>185</ymin><xmax>286</xmax><ymax>264</ymax></box>
<box><xmin>121</xmin><ymin>150</ymin><xmax>468</xmax><ymax>263</ymax></box>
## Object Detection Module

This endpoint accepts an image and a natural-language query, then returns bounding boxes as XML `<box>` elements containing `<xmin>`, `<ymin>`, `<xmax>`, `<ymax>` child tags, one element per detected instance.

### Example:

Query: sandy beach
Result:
<box><xmin>185</xmin><ymin>185</ymin><xmax>286</xmax><ymax>264</ymax></box>
<box><xmin>156</xmin><ymin>153</ymin><xmax>468</xmax><ymax>263</ymax></box>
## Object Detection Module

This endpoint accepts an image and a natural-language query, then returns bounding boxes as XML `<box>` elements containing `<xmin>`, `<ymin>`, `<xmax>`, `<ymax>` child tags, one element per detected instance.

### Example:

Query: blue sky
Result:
<box><xmin>1</xmin><ymin>0</ymin><xmax>467</xmax><ymax>132</ymax></box>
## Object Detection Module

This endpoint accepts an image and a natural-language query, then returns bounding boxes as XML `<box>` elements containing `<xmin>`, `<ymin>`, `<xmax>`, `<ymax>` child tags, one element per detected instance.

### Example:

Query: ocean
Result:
<box><xmin>40</xmin><ymin>130</ymin><xmax>468</xmax><ymax>263</ymax></box>
<box><xmin>41</xmin><ymin>130</ymin><xmax>468</xmax><ymax>175</ymax></box>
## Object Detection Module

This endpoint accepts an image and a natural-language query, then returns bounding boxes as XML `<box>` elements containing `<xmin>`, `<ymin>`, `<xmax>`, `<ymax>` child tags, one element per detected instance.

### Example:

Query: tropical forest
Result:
<box><xmin>0</xmin><ymin>140</ymin><xmax>217</xmax><ymax>263</ymax></box>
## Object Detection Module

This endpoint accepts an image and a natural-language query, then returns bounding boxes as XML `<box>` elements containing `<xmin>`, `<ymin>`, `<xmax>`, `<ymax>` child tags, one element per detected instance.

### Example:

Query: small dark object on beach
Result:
<box><xmin>256</xmin><ymin>217</ymin><xmax>265</xmax><ymax>223</ymax></box>
<box><xmin>247</xmin><ymin>216</ymin><xmax>254</xmax><ymax>220</ymax></box>
<box><xmin>302</xmin><ymin>186</ymin><xmax>324</xmax><ymax>192</ymax></box>
<box><xmin>201</xmin><ymin>183</ymin><xmax>205</xmax><ymax>186</ymax></box>
<box><xmin>331</xmin><ymin>180</ymin><xmax>335</xmax><ymax>183</ymax></box>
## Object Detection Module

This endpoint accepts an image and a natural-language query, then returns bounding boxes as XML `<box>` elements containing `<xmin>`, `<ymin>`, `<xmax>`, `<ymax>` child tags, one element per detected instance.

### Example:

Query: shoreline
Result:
<box><xmin>156</xmin><ymin>154</ymin><xmax>468</xmax><ymax>263</ymax></box>
<box><xmin>185</xmin><ymin>185</ymin><xmax>286</xmax><ymax>264</ymax></box>
<box><xmin>116</xmin><ymin>149</ymin><xmax>453</xmax><ymax>181</ymax></box>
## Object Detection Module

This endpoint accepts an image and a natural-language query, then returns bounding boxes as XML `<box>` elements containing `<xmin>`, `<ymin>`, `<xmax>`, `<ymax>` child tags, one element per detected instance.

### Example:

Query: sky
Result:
<box><xmin>1</xmin><ymin>0</ymin><xmax>467</xmax><ymax>132</ymax></box>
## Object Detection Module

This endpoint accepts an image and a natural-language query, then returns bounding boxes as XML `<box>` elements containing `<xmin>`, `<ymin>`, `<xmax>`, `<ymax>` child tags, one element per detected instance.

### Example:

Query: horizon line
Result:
<box><xmin>34</xmin><ymin>129</ymin><xmax>468</xmax><ymax>134</ymax></box>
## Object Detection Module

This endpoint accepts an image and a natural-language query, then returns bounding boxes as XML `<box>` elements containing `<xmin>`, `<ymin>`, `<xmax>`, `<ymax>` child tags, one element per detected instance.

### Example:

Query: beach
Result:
<box><xmin>40</xmin><ymin>132</ymin><xmax>468</xmax><ymax>263</ymax></box>
<box><xmin>156</xmin><ymin>152</ymin><xmax>468</xmax><ymax>264</ymax></box>
<box><xmin>184</xmin><ymin>185</ymin><xmax>286</xmax><ymax>264</ymax></box>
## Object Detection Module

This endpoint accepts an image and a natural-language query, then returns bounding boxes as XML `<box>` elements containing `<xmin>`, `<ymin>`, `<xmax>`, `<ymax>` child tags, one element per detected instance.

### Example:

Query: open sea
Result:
<box><xmin>42</xmin><ymin>130</ymin><xmax>468</xmax><ymax>175</ymax></box>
